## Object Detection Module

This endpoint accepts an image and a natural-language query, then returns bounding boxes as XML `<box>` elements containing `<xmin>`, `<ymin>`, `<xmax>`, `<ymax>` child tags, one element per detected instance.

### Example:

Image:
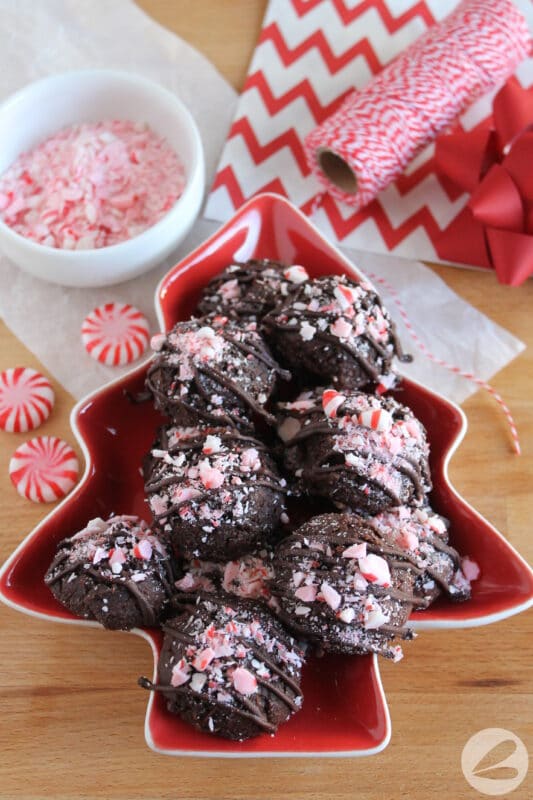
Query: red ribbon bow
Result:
<box><xmin>435</xmin><ymin>78</ymin><xmax>533</xmax><ymax>286</ymax></box>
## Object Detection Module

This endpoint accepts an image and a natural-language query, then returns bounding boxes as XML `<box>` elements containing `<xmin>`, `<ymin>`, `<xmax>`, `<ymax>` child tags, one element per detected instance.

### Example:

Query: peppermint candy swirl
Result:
<box><xmin>81</xmin><ymin>302</ymin><xmax>150</xmax><ymax>366</ymax></box>
<box><xmin>9</xmin><ymin>435</ymin><xmax>79</xmax><ymax>503</ymax></box>
<box><xmin>0</xmin><ymin>367</ymin><xmax>54</xmax><ymax>433</ymax></box>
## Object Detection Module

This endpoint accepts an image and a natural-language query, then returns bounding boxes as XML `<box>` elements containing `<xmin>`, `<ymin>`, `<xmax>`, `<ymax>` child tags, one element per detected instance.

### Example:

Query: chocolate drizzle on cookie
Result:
<box><xmin>270</xmin><ymin>513</ymin><xmax>420</xmax><ymax>660</ymax></box>
<box><xmin>277</xmin><ymin>388</ymin><xmax>431</xmax><ymax>513</ymax></box>
<box><xmin>262</xmin><ymin>274</ymin><xmax>409</xmax><ymax>389</ymax></box>
<box><xmin>44</xmin><ymin>516</ymin><xmax>175</xmax><ymax>630</ymax></box>
<box><xmin>145</xmin><ymin>318</ymin><xmax>290</xmax><ymax>432</ymax></box>
<box><xmin>368</xmin><ymin>505</ymin><xmax>473</xmax><ymax>604</ymax></box>
<box><xmin>196</xmin><ymin>259</ymin><xmax>310</xmax><ymax>320</ymax></box>
<box><xmin>144</xmin><ymin>425</ymin><xmax>287</xmax><ymax>560</ymax></box>
<box><xmin>139</xmin><ymin>593</ymin><xmax>304</xmax><ymax>740</ymax></box>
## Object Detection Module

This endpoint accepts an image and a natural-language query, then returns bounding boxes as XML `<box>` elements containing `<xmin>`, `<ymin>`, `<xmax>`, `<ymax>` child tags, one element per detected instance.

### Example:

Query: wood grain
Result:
<box><xmin>0</xmin><ymin>2</ymin><xmax>531</xmax><ymax>798</ymax></box>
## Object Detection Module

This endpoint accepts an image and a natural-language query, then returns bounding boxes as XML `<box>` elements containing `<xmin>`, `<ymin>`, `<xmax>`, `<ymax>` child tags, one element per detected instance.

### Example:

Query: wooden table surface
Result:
<box><xmin>1</xmin><ymin>3</ymin><xmax>532</xmax><ymax>798</ymax></box>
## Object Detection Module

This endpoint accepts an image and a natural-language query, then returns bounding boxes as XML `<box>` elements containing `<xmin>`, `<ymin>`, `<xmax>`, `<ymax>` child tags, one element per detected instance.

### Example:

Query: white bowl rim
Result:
<box><xmin>0</xmin><ymin>68</ymin><xmax>204</xmax><ymax>258</ymax></box>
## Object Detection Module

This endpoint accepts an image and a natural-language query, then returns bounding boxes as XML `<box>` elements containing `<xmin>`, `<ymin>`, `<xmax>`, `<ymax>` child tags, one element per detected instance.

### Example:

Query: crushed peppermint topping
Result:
<box><xmin>175</xmin><ymin>550</ymin><xmax>275</xmax><ymax>601</ymax></box>
<box><xmin>133</xmin><ymin>539</ymin><xmax>153</xmax><ymax>560</ymax></box>
<box><xmin>263</xmin><ymin>274</ymin><xmax>402</xmax><ymax>389</ymax></box>
<box><xmin>278</xmin><ymin>388</ymin><xmax>430</xmax><ymax>509</ymax></box>
<box><xmin>294</xmin><ymin>584</ymin><xmax>317</xmax><ymax>602</ymax></box>
<box><xmin>322</xmin><ymin>389</ymin><xmax>346</xmax><ymax>419</ymax></box>
<box><xmin>319</xmin><ymin>581</ymin><xmax>341</xmax><ymax>610</ymax></box>
<box><xmin>358</xmin><ymin>553</ymin><xmax>391</xmax><ymax>587</ymax></box>
<box><xmin>0</xmin><ymin>120</ymin><xmax>185</xmax><ymax>249</ymax></box>
<box><xmin>339</xmin><ymin>607</ymin><xmax>356</xmax><ymax>623</ymax></box>
<box><xmin>330</xmin><ymin>317</ymin><xmax>352</xmax><ymax>339</ymax></box>
<box><xmin>271</xmin><ymin>514</ymin><xmax>416</xmax><ymax>661</ymax></box>
<box><xmin>44</xmin><ymin>515</ymin><xmax>172</xmax><ymax>629</ymax></box>
<box><xmin>171</xmin><ymin>658</ymin><xmax>191</xmax><ymax>686</ymax></box>
<box><xmin>146</xmin><ymin>426</ymin><xmax>285</xmax><ymax>532</ymax></box>
<box><xmin>50</xmin><ymin>515</ymin><xmax>167</xmax><ymax>576</ymax></box>
<box><xmin>370</xmin><ymin>505</ymin><xmax>476</xmax><ymax>602</ymax></box>
<box><xmin>218</xmin><ymin>279</ymin><xmax>240</xmax><ymax>300</ymax></box>
<box><xmin>284</xmin><ymin>265</ymin><xmax>310</xmax><ymax>284</ymax></box>
<box><xmin>147</xmin><ymin>317</ymin><xmax>279</xmax><ymax>429</ymax></box>
<box><xmin>160</xmin><ymin>325</ymin><xmax>226</xmax><ymax>371</ymax></box>
<box><xmin>232</xmin><ymin>667</ymin><xmax>258</xmax><ymax>695</ymax></box>
<box><xmin>460</xmin><ymin>556</ymin><xmax>480</xmax><ymax>581</ymax></box>
<box><xmin>300</xmin><ymin>322</ymin><xmax>316</xmax><ymax>341</ymax></box>
<box><xmin>161</xmin><ymin>597</ymin><xmax>304</xmax><ymax>709</ymax></box>
<box><xmin>203</xmin><ymin>435</ymin><xmax>222</xmax><ymax>455</ymax></box>
<box><xmin>365</xmin><ymin>605</ymin><xmax>390</xmax><ymax>629</ymax></box>
<box><xmin>358</xmin><ymin>408</ymin><xmax>393</xmax><ymax>432</ymax></box>
<box><xmin>342</xmin><ymin>542</ymin><xmax>367</xmax><ymax>559</ymax></box>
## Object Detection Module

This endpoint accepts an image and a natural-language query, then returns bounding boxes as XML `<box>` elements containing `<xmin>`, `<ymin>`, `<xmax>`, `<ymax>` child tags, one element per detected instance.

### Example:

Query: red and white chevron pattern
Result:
<box><xmin>205</xmin><ymin>0</ymin><xmax>533</xmax><ymax>265</ymax></box>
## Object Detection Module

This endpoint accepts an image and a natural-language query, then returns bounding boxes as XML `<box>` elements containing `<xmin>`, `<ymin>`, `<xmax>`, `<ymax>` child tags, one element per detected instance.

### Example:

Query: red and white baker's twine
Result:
<box><xmin>365</xmin><ymin>271</ymin><xmax>521</xmax><ymax>456</ymax></box>
<box><xmin>304</xmin><ymin>0</ymin><xmax>530</xmax><ymax>211</ymax></box>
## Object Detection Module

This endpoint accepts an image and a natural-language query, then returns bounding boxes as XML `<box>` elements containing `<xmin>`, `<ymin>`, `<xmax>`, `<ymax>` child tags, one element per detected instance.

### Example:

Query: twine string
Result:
<box><xmin>302</xmin><ymin>192</ymin><xmax>521</xmax><ymax>456</ymax></box>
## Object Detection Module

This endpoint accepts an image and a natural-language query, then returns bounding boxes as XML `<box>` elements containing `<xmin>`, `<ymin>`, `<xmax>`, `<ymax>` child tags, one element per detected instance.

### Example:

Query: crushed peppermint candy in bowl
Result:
<box><xmin>0</xmin><ymin>119</ymin><xmax>186</xmax><ymax>250</ymax></box>
<box><xmin>0</xmin><ymin>70</ymin><xmax>204</xmax><ymax>287</ymax></box>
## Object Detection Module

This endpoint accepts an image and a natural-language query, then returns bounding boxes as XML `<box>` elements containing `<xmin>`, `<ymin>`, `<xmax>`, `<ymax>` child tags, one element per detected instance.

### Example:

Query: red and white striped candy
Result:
<box><xmin>322</xmin><ymin>389</ymin><xmax>346</xmax><ymax>419</ymax></box>
<box><xmin>358</xmin><ymin>553</ymin><xmax>391</xmax><ymax>587</ymax></box>
<box><xmin>9</xmin><ymin>436</ymin><xmax>79</xmax><ymax>503</ymax></box>
<box><xmin>334</xmin><ymin>283</ymin><xmax>360</xmax><ymax>309</ymax></box>
<box><xmin>81</xmin><ymin>303</ymin><xmax>150</xmax><ymax>366</ymax></box>
<box><xmin>358</xmin><ymin>408</ymin><xmax>393</xmax><ymax>432</ymax></box>
<box><xmin>0</xmin><ymin>367</ymin><xmax>54</xmax><ymax>433</ymax></box>
<box><xmin>283</xmin><ymin>265</ymin><xmax>309</xmax><ymax>284</ymax></box>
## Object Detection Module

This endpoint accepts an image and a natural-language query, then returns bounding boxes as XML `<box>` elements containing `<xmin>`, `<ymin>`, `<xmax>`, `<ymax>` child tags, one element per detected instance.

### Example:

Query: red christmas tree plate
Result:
<box><xmin>1</xmin><ymin>193</ymin><xmax>532</xmax><ymax>757</ymax></box>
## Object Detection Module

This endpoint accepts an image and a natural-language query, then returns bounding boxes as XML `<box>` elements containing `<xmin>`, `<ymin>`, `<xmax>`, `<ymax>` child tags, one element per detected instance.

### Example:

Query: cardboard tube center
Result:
<box><xmin>318</xmin><ymin>149</ymin><xmax>358</xmax><ymax>193</ymax></box>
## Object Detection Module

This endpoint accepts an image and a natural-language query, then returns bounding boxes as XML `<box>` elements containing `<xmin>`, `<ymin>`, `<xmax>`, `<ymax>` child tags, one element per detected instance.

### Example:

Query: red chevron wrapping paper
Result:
<box><xmin>305</xmin><ymin>0</ymin><xmax>530</xmax><ymax>210</ymax></box>
<box><xmin>205</xmin><ymin>0</ymin><xmax>533</xmax><ymax>266</ymax></box>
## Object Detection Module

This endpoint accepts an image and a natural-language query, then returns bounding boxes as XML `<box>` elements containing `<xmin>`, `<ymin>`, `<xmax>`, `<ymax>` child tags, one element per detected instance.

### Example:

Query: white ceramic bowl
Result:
<box><xmin>0</xmin><ymin>69</ymin><xmax>205</xmax><ymax>287</ymax></box>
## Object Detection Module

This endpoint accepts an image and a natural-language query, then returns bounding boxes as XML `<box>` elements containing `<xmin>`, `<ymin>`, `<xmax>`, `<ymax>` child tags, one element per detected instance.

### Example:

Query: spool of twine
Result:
<box><xmin>304</xmin><ymin>0</ymin><xmax>531</xmax><ymax>211</ymax></box>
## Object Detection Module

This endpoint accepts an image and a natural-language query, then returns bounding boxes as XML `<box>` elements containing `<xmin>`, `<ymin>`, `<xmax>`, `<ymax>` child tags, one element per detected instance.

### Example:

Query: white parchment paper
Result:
<box><xmin>0</xmin><ymin>0</ymin><xmax>524</xmax><ymax>404</ymax></box>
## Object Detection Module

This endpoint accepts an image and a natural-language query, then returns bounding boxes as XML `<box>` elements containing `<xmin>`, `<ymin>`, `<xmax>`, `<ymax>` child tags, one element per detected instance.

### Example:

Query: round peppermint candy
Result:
<box><xmin>0</xmin><ymin>367</ymin><xmax>54</xmax><ymax>433</ymax></box>
<box><xmin>81</xmin><ymin>303</ymin><xmax>150</xmax><ymax>366</ymax></box>
<box><xmin>9</xmin><ymin>436</ymin><xmax>79</xmax><ymax>503</ymax></box>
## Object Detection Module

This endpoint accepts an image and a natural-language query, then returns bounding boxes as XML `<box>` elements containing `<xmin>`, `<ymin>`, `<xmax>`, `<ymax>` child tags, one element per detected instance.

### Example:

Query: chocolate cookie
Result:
<box><xmin>369</xmin><ymin>505</ymin><xmax>476</xmax><ymax>606</ymax></box>
<box><xmin>269</xmin><ymin>513</ymin><xmax>419</xmax><ymax>659</ymax></box>
<box><xmin>277</xmin><ymin>388</ymin><xmax>431</xmax><ymax>513</ymax></box>
<box><xmin>196</xmin><ymin>259</ymin><xmax>309</xmax><ymax>320</ymax></box>
<box><xmin>44</xmin><ymin>515</ymin><xmax>175</xmax><ymax>630</ymax></box>
<box><xmin>139</xmin><ymin>594</ymin><xmax>304</xmax><ymax>740</ymax></box>
<box><xmin>262</xmin><ymin>274</ymin><xmax>409</xmax><ymax>390</ymax></box>
<box><xmin>146</xmin><ymin>317</ymin><xmax>289</xmax><ymax>432</ymax></box>
<box><xmin>175</xmin><ymin>547</ymin><xmax>276</xmax><ymax>606</ymax></box>
<box><xmin>144</xmin><ymin>425</ymin><xmax>287</xmax><ymax>560</ymax></box>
